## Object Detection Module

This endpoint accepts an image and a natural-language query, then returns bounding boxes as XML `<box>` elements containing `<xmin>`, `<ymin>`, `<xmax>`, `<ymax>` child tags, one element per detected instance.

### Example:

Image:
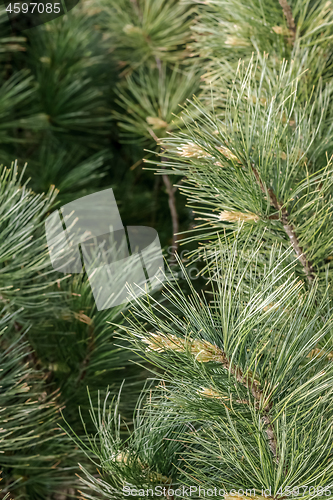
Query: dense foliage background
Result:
<box><xmin>2</xmin><ymin>1</ymin><xmax>333</xmax><ymax>499</ymax></box>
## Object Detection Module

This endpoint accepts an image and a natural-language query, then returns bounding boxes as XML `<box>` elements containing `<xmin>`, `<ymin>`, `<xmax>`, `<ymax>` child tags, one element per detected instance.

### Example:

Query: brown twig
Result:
<box><xmin>251</xmin><ymin>165</ymin><xmax>315</xmax><ymax>282</ymax></box>
<box><xmin>278</xmin><ymin>0</ymin><xmax>296</xmax><ymax>45</ymax></box>
<box><xmin>162</xmin><ymin>169</ymin><xmax>180</xmax><ymax>263</ymax></box>
<box><xmin>147</xmin><ymin>128</ymin><xmax>181</xmax><ymax>263</ymax></box>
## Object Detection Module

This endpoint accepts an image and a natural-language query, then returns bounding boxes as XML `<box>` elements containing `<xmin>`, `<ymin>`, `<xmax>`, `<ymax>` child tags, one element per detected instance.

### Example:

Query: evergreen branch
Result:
<box><xmin>251</xmin><ymin>164</ymin><xmax>315</xmax><ymax>282</ymax></box>
<box><xmin>94</xmin><ymin>0</ymin><xmax>196</xmax><ymax>71</ymax></box>
<box><xmin>144</xmin><ymin>332</ymin><xmax>279</xmax><ymax>462</ymax></box>
<box><xmin>63</xmin><ymin>385</ymin><xmax>189</xmax><ymax>498</ymax></box>
<box><xmin>152</xmin><ymin>57</ymin><xmax>333</xmax><ymax>279</ymax></box>
<box><xmin>144</xmin><ymin>333</ymin><xmax>262</xmax><ymax>400</ymax></box>
<box><xmin>261</xmin><ymin>415</ymin><xmax>278</xmax><ymax>461</ymax></box>
<box><xmin>278</xmin><ymin>0</ymin><xmax>296</xmax><ymax>45</ymax></box>
<box><xmin>72</xmin><ymin>236</ymin><xmax>333</xmax><ymax>495</ymax></box>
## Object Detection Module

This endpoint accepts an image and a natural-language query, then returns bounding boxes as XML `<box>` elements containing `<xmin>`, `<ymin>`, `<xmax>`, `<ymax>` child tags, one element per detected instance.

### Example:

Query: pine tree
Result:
<box><xmin>66</xmin><ymin>1</ymin><xmax>333</xmax><ymax>499</ymax></box>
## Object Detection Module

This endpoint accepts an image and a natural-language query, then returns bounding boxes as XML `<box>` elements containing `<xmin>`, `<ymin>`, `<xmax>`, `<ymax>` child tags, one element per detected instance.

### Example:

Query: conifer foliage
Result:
<box><xmin>2</xmin><ymin>0</ymin><xmax>333</xmax><ymax>499</ymax></box>
<box><xmin>0</xmin><ymin>3</ymin><xmax>158</xmax><ymax>498</ymax></box>
<box><xmin>66</xmin><ymin>1</ymin><xmax>333</xmax><ymax>499</ymax></box>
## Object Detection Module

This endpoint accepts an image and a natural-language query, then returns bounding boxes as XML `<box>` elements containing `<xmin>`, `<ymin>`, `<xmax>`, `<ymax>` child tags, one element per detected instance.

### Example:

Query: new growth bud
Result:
<box><xmin>219</xmin><ymin>211</ymin><xmax>259</xmax><ymax>222</ymax></box>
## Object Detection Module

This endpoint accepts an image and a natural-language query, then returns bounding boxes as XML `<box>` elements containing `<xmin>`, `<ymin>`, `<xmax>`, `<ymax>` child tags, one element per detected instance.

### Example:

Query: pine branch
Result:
<box><xmin>144</xmin><ymin>332</ymin><xmax>279</xmax><ymax>462</ymax></box>
<box><xmin>251</xmin><ymin>165</ymin><xmax>315</xmax><ymax>283</ymax></box>
<box><xmin>94</xmin><ymin>0</ymin><xmax>195</xmax><ymax>71</ymax></box>
<box><xmin>69</xmin><ymin>236</ymin><xmax>333</xmax><ymax>495</ymax></box>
